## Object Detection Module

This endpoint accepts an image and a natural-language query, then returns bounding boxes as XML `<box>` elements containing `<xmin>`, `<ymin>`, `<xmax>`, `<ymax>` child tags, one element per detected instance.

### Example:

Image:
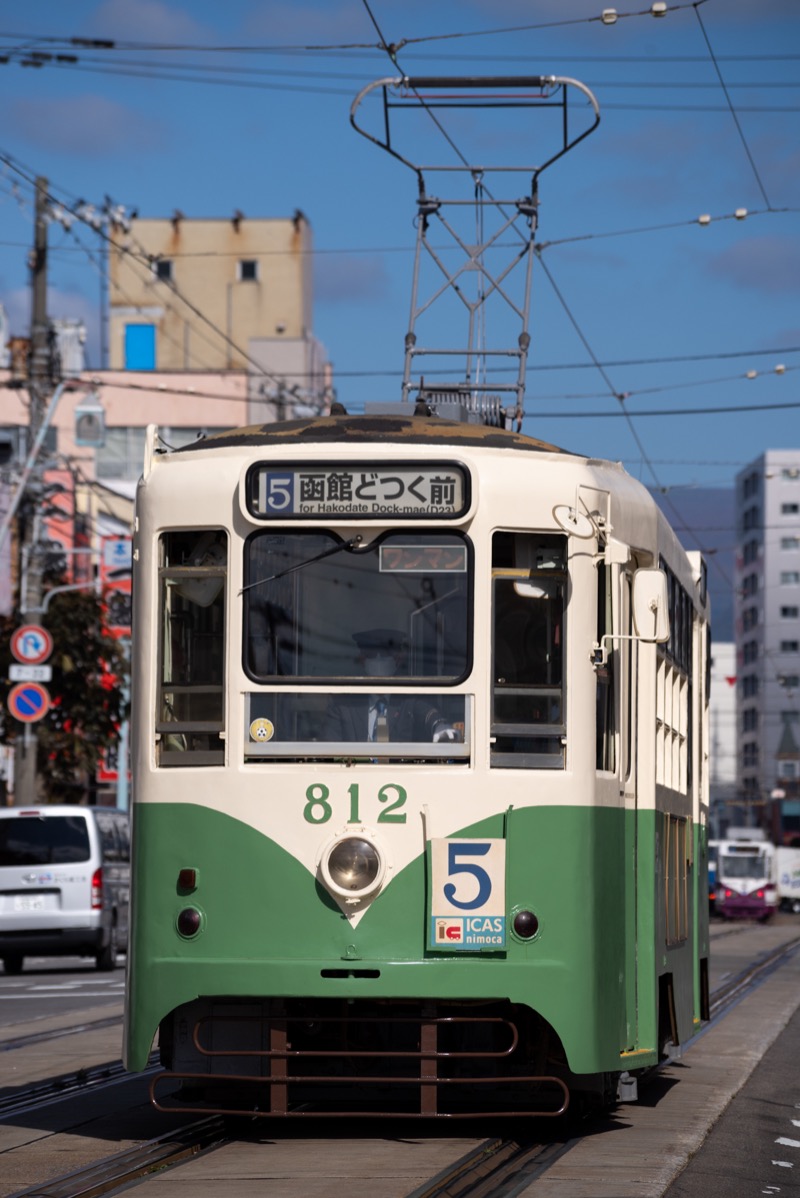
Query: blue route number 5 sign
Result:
<box><xmin>429</xmin><ymin>838</ymin><xmax>506</xmax><ymax>951</ymax></box>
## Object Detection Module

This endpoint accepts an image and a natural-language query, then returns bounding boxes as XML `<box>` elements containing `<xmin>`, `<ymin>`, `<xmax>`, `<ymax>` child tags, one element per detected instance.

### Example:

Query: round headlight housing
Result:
<box><xmin>321</xmin><ymin>834</ymin><xmax>385</xmax><ymax>899</ymax></box>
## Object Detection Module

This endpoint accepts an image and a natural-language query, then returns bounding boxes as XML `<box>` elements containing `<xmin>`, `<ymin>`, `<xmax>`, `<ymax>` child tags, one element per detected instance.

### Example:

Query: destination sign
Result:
<box><xmin>379</xmin><ymin>544</ymin><xmax>467</xmax><ymax>573</ymax></box>
<box><xmin>248</xmin><ymin>462</ymin><xmax>469</xmax><ymax>519</ymax></box>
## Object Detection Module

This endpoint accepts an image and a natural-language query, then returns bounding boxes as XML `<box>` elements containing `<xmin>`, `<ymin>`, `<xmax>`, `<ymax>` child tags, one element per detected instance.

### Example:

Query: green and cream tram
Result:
<box><xmin>124</xmin><ymin>412</ymin><xmax>710</xmax><ymax>1118</ymax></box>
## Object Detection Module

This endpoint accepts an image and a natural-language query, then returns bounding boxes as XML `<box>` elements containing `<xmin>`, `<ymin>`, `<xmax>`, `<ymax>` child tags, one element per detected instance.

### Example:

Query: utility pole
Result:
<box><xmin>14</xmin><ymin>176</ymin><xmax>52</xmax><ymax>805</ymax></box>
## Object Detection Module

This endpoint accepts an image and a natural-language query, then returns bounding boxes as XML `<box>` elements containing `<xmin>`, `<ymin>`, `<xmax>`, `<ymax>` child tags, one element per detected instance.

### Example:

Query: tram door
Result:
<box><xmin>619</xmin><ymin>568</ymin><xmax>640</xmax><ymax>1045</ymax></box>
<box><xmin>597</xmin><ymin>557</ymin><xmax>639</xmax><ymax>1047</ymax></box>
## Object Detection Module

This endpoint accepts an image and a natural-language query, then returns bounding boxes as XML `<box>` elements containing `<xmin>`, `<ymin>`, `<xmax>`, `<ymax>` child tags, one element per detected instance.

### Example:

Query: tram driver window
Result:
<box><xmin>490</xmin><ymin>532</ymin><xmax>565</xmax><ymax>769</ymax></box>
<box><xmin>242</xmin><ymin>530</ymin><xmax>470</xmax><ymax>755</ymax></box>
<box><xmin>243</xmin><ymin>531</ymin><xmax>470</xmax><ymax>684</ymax></box>
<box><xmin>157</xmin><ymin>529</ymin><xmax>227</xmax><ymax>767</ymax></box>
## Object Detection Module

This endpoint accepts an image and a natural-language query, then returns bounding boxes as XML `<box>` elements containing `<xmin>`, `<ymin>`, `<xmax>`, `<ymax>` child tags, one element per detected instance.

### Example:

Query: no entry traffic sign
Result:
<box><xmin>7</xmin><ymin>681</ymin><xmax>51</xmax><ymax>723</ymax></box>
<box><xmin>11</xmin><ymin>624</ymin><xmax>54</xmax><ymax>666</ymax></box>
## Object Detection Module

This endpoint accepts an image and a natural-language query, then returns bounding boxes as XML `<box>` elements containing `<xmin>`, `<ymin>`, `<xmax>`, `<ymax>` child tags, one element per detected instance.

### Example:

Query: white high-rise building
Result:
<box><xmin>735</xmin><ymin>450</ymin><xmax>800</xmax><ymax>840</ymax></box>
<box><xmin>708</xmin><ymin>642</ymin><xmax>738</xmax><ymax>836</ymax></box>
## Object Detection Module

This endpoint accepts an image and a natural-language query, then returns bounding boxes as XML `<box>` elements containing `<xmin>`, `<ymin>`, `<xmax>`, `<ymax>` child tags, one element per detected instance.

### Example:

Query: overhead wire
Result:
<box><xmin>0</xmin><ymin>156</ymin><xmax>365</xmax><ymax>380</ymax></box>
<box><xmin>360</xmin><ymin>0</ymin><xmax>472</xmax><ymax>169</ymax></box>
<box><xmin>19</xmin><ymin>60</ymin><xmax>357</xmax><ymax>97</ymax></box>
<box><xmin>33</xmin><ymin>193</ymin><xmax>797</xmax><ymax>259</ymax></box>
<box><xmin>350</xmin><ymin>0</ymin><xmax>800</xmax><ymax>625</ymax></box>
<box><xmin>527</xmin><ymin>398</ymin><xmax>800</xmax><ymax>419</ymax></box>
<box><xmin>0</xmin><ymin>3</ymin><xmax>713</xmax><ymax>56</ymax></box>
<box><xmin>4</xmin><ymin>11</ymin><xmax>796</xmax><ymax>764</ymax></box>
<box><xmin>1</xmin><ymin>130</ymin><xmax>796</xmax><ymax>393</ymax></box>
<box><xmin>1</xmin><ymin>12</ymin><xmax>795</xmax><ymax>446</ymax></box>
<box><xmin>9</xmin><ymin>50</ymin><xmax>799</xmax><ymax>112</ymax></box>
<box><xmin>0</xmin><ymin>149</ymin><xmax>301</xmax><ymax>391</ymax></box>
<box><xmin>3</xmin><ymin>28</ymin><xmax>799</xmax><ymax>62</ymax></box>
<box><xmin>47</xmin><ymin>367</ymin><xmax>799</xmax><ymax>419</ymax></box>
<box><xmin>5</xmin><ymin>46</ymin><xmax>800</xmax><ymax>93</ymax></box>
<box><xmin>522</xmin><ymin>0</ymin><xmax>797</xmax><ymax>595</ymax></box>
<box><xmin>352</xmin><ymin>0</ymin><xmax>797</xmax><ymax>504</ymax></box>
<box><xmin>53</xmin><ymin>216</ymin><xmax>225</xmax><ymax>372</ymax></box>
<box><xmin>692</xmin><ymin>3</ymin><xmax>774</xmax><ymax>210</ymax></box>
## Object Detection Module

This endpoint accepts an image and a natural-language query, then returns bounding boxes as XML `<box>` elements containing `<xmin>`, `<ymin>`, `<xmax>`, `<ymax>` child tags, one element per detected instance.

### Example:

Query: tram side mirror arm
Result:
<box><xmin>591</xmin><ymin>567</ymin><xmax>671</xmax><ymax>665</ymax></box>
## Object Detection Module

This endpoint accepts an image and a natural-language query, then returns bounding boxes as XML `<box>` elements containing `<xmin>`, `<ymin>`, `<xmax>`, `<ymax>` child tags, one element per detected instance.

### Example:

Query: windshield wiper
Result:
<box><xmin>240</xmin><ymin>535</ymin><xmax>363</xmax><ymax>594</ymax></box>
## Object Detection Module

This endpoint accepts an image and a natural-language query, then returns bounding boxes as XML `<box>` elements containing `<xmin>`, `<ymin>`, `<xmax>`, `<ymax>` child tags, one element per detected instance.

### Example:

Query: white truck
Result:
<box><xmin>775</xmin><ymin>846</ymin><xmax>800</xmax><ymax>914</ymax></box>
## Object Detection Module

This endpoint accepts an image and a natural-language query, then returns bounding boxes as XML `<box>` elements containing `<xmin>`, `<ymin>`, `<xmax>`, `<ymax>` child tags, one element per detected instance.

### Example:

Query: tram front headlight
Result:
<box><xmin>322</xmin><ymin>835</ymin><xmax>385</xmax><ymax>899</ymax></box>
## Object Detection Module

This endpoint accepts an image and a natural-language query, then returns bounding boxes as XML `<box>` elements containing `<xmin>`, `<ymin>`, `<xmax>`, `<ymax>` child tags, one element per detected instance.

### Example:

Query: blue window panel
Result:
<box><xmin>124</xmin><ymin>324</ymin><xmax>156</xmax><ymax>370</ymax></box>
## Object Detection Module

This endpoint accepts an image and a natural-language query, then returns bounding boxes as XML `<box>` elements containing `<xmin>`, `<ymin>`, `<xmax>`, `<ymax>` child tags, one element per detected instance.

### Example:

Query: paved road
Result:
<box><xmin>2</xmin><ymin>924</ymin><xmax>799</xmax><ymax>1198</ymax></box>
<box><xmin>0</xmin><ymin>957</ymin><xmax>124</xmax><ymax>1026</ymax></box>
<box><xmin>664</xmin><ymin>1000</ymin><xmax>800</xmax><ymax>1198</ymax></box>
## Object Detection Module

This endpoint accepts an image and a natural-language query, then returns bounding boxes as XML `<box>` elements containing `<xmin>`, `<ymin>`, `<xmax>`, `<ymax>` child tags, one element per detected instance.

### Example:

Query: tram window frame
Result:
<box><xmin>490</xmin><ymin>531</ymin><xmax>566</xmax><ymax>770</ymax></box>
<box><xmin>156</xmin><ymin>529</ymin><xmax>227</xmax><ymax>768</ymax></box>
<box><xmin>664</xmin><ymin>814</ymin><xmax>689</xmax><ymax>945</ymax></box>
<box><xmin>595</xmin><ymin>559</ymin><xmax>617</xmax><ymax>775</ymax></box>
<box><xmin>622</xmin><ymin>570</ymin><xmax>634</xmax><ymax>782</ymax></box>
<box><xmin>655</xmin><ymin>560</ymin><xmax>693</xmax><ymax>795</ymax></box>
<box><xmin>242</xmin><ymin>528</ymin><xmax>472</xmax><ymax>686</ymax></box>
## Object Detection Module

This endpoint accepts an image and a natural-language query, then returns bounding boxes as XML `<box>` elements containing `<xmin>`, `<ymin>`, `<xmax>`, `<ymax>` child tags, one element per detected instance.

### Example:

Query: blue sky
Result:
<box><xmin>0</xmin><ymin>0</ymin><xmax>798</xmax><ymax>500</ymax></box>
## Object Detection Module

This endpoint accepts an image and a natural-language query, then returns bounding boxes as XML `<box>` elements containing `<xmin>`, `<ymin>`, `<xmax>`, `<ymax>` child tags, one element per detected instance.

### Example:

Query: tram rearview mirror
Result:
<box><xmin>632</xmin><ymin>568</ymin><xmax>670</xmax><ymax>643</ymax></box>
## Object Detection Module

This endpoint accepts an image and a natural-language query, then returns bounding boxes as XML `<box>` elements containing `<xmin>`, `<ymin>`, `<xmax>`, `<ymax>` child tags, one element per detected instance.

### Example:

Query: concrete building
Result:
<box><xmin>107</xmin><ymin>210</ymin><xmax>331</xmax><ymax>415</ymax></box>
<box><xmin>734</xmin><ymin>449</ymin><xmax>800</xmax><ymax>840</ymax></box>
<box><xmin>708</xmin><ymin>641</ymin><xmax>738</xmax><ymax>836</ymax></box>
<box><xmin>0</xmin><ymin>206</ymin><xmax>332</xmax><ymax>803</ymax></box>
<box><xmin>0</xmin><ymin>368</ymin><xmax>250</xmax><ymax>492</ymax></box>
<box><xmin>652</xmin><ymin>486</ymin><xmax>735</xmax><ymax>641</ymax></box>
<box><xmin>2</xmin><ymin>205</ymin><xmax>334</xmax><ymax>555</ymax></box>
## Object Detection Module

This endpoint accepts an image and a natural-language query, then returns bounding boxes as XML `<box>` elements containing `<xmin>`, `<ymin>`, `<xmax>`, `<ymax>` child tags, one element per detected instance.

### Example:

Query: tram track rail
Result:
<box><xmin>0</xmin><ymin>1053</ymin><xmax>158</xmax><ymax>1121</ymax></box>
<box><xmin>0</xmin><ymin>1015</ymin><xmax>122</xmax><ymax>1056</ymax></box>
<box><xmin>409</xmin><ymin>938</ymin><xmax>800</xmax><ymax>1198</ymax></box>
<box><xmin>706</xmin><ymin>932</ymin><xmax>800</xmax><ymax>1024</ymax></box>
<box><xmin>7</xmin><ymin>1116</ymin><xmax>229</xmax><ymax>1198</ymax></box>
<box><xmin>5</xmin><ymin>933</ymin><xmax>800</xmax><ymax>1198</ymax></box>
<box><xmin>405</xmin><ymin>1134</ymin><xmax>579</xmax><ymax>1198</ymax></box>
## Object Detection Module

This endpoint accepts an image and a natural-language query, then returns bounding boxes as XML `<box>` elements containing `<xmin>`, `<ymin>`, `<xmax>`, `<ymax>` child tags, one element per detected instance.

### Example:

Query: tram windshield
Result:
<box><xmin>720</xmin><ymin>852</ymin><xmax>768</xmax><ymax>879</ymax></box>
<box><xmin>244</xmin><ymin>531</ymin><xmax>470</xmax><ymax>682</ymax></box>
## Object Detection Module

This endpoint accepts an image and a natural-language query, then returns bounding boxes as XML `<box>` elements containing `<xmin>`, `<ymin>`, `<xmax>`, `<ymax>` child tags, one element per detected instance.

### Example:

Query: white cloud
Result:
<box><xmin>707</xmin><ymin>236</ymin><xmax>800</xmax><ymax>295</ymax></box>
<box><xmin>89</xmin><ymin>0</ymin><xmax>211</xmax><ymax>42</ymax></box>
<box><xmin>10</xmin><ymin>94</ymin><xmax>165</xmax><ymax>158</ymax></box>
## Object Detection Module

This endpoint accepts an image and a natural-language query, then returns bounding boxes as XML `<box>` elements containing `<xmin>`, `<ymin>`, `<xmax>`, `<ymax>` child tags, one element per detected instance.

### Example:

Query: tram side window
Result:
<box><xmin>490</xmin><ymin>531</ymin><xmax>565</xmax><ymax>769</ymax></box>
<box><xmin>664</xmin><ymin>815</ymin><xmax>689</xmax><ymax>945</ymax></box>
<box><xmin>157</xmin><ymin>530</ymin><xmax>227</xmax><ymax>767</ymax></box>
<box><xmin>656</xmin><ymin>560</ymin><xmax>692</xmax><ymax>795</ymax></box>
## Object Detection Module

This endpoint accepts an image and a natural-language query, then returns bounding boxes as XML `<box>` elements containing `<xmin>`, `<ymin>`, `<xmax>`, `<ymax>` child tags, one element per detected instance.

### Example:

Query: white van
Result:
<box><xmin>0</xmin><ymin>805</ymin><xmax>129</xmax><ymax>974</ymax></box>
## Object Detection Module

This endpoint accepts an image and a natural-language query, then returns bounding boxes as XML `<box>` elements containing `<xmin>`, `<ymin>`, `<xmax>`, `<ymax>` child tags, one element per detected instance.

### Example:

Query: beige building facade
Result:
<box><xmin>108</xmin><ymin>211</ymin><xmax>316</xmax><ymax>374</ymax></box>
<box><xmin>0</xmin><ymin>208</ymin><xmax>331</xmax><ymax>622</ymax></box>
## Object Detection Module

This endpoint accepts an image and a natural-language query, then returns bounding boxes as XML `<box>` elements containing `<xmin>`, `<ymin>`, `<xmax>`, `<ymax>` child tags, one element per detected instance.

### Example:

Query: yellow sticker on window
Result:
<box><xmin>250</xmin><ymin>717</ymin><xmax>275</xmax><ymax>742</ymax></box>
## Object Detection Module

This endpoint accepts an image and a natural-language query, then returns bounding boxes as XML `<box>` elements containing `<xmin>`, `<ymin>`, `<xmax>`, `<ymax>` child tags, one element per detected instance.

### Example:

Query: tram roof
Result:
<box><xmin>173</xmin><ymin>414</ymin><xmax>582</xmax><ymax>457</ymax></box>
